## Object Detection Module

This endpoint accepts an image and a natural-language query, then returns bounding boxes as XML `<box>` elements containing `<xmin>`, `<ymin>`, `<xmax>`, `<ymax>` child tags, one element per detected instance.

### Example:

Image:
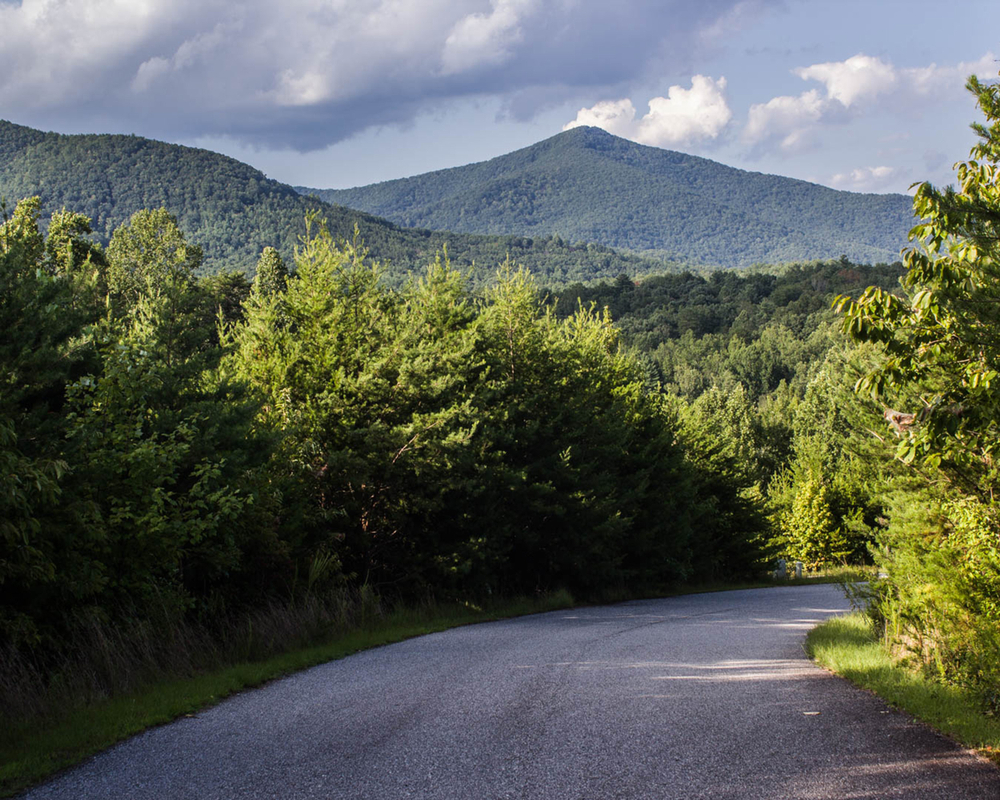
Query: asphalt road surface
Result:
<box><xmin>22</xmin><ymin>585</ymin><xmax>1000</xmax><ymax>799</ymax></box>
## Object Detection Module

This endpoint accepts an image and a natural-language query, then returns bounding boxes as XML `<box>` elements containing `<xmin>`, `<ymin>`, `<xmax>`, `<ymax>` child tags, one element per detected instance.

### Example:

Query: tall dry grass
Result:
<box><xmin>0</xmin><ymin>585</ymin><xmax>386</xmax><ymax>724</ymax></box>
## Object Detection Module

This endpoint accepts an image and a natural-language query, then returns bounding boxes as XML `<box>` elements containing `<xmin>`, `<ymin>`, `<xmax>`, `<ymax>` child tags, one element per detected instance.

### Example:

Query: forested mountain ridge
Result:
<box><xmin>0</xmin><ymin>119</ymin><xmax>323</xmax><ymax>271</ymax></box>
<box><xmin>300</xmin><ymin>126</ymin><xmax>915</xmax><ymax>268</ymax></box>
<box><xmin>0</xmin><ymin>119</ymin><xmax>678</xmax><ymax>282</ymax></box>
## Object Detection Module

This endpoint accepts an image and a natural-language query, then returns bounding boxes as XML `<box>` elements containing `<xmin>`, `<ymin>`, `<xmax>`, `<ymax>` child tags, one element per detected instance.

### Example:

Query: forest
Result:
<box><xmin>1</xmin><ymin>199</ymin><xmax>768</xmax><ymax>721</ymax></box>
<box><xmin>3</xmin><ymin>75</ymin><xmax>1000</xmax><ymax>736</ymax></box>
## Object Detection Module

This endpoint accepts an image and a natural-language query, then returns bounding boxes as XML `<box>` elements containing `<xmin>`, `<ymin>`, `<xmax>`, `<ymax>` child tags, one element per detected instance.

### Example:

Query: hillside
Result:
<box><xmin>300</xmin><ymin>127</ymin><xmax>915</xmax><ymax>268</ymax></box>
<box><xmin>0</xmin><ymin>120</ymin><xmax>676</xmax><ymax>282</ymax></box>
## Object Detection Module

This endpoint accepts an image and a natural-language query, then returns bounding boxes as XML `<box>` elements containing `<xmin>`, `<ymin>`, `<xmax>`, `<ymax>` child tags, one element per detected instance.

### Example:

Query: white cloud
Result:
<box><xmin>272</xmin><ymin>69</ymin><xmax>333</xmax><ymax>107</ymax></box>
<box><xmin>440</xmin><ymin>0</ymin><xmax>536</xmax><ymax>75</ymax></box>
<box><xmin>794</xmin><ymin>54</ymin><xmax>896</xmax><ymax>108</ymax></box>
<box><xmin>563</xmin><ymin>99</ymin><xmax>640</xmax><ymax>139</ymax></box>
<box><xmin>639</xmin><ymin>76</ymin><xmax>732</xmax><ymax>146</ymax></box>
<box><xmin>829</xmin><ymin>165</ymin><xmax>904</xmax><ymax>192</ymax></box>
<box><xmin>743</xmin><ymin>51</ymin><xmax>997</xmax><ymax>157</ymax></box>
<box><xmin>744</xmin><ymin>88</ymin><xmax>826</xmax><ymax>153</ymax></box>
<box><xmin>564</xmin><ymin>75</ymin><xmax>732</xmax><ymax>148</ymax></box>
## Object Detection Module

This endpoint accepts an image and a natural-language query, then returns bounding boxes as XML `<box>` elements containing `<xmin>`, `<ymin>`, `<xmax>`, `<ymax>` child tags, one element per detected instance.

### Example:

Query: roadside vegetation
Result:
<box><xmin>800</xmin><ymin>73</ymin><xmax>1000</xmax><ymax>764</ymax></box>
<box><xmin>3</xmin><ymin>61</ymin><xmax>1000</xmax><ymax>798</ymax></box>
<box><xmin>828</xmin><ymin>74</ymin><xmax>1000</xmax><ymax>717</ymax></box>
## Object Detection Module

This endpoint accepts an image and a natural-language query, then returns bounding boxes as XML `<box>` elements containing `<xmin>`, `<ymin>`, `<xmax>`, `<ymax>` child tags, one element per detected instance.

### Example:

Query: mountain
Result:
<box><xmin>298</xmin><ymin>127</ymin><xmax>915</xmax><ymax>268</ymax></box>
<box><xmin>0</xmin><ymin>120</ymin><xmax>677</xmax><ymax>283</ymax></box>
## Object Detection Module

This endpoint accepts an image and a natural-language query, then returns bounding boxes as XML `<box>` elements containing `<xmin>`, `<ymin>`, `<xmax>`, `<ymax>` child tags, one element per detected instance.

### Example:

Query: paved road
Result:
<box><xmin>22</xmin><ymin>586</ymin><xmax>1000</xmax><ymax>799</ymax></box>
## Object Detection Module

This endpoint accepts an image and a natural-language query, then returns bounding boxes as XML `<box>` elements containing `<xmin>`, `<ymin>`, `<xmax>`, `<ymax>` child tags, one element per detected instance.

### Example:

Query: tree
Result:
<box><xmin>106</xmin><ymin>208</ymin><xmax>202</xmax><ymax>311</ymax></box>
<box><xmin>766</xmin><ymin>343</ymin><xmax>892</xmax><ymax>566</ymax></box>
<box><xmin>0</xmin><ymin>199</ymin><xmax>101</xmax><ymax>642</ymax></box>
<box><xmin>470</xmin><ymin>266</ymin><xmax>703</xmax><ymax>594</ymax></box>
<box><xmin>838</xmin><ymin>71</ymin><xmax>1000</xmax><ymax>702</ymax></box>
<box><xmin>679</xmin><ymin>385</ymin><xmax>770</xmax><ymax>579</ymax></box>
<box><xmin>45</xmin><ymin>209</ymin><xmax>106</xmax><ymax>276</ymax></box>
<box><xmin>0</xmin><ymin>197</ymin><xmax>44</xmax><ymax>266</ymax></box>
<box><xmin>839</xmin><ymin>74</ymin><xmax>1000</xmax><ymax>485</ymax></box>
<box><xmin>231</xmin><ymin>226</ymin><xmax>478</xmax><ymax>592</ymax></box>
<box><xmin>253</xmin><ymin>247</ymin><xmax>288</xmax><ymax>297</ymax></box>
<box><xmin>779</xmin><ymin>474</ymin><xmax>849</xmax><ymax>569</ymax></box>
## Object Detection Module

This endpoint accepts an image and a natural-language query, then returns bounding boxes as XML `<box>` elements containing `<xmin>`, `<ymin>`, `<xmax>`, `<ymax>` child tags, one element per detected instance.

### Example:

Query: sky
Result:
<box><xmin>0</xmin><ymin>0</ymin><xmax>997</xmax><ymax>194</ymax></box>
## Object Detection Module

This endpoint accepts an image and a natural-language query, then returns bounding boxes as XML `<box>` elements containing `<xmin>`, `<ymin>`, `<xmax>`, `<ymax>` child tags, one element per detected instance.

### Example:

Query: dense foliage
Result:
<box><xmin>838</xmin><ymin>74</ymin><xmax>1000</xmax><ymax>708</ymax></box>
<box><xmin>544</xmin><ymin>259</ymin><xmax>903</xmax><ymax>576</ymax></box>
<box><xmin>2</xmin><ymin>200</ymin><xmax>774</xmax><ymax>714</ymax></box>
<box><xmin>304</xmin><ymin>126</ymin><xmax>915</xmax><ymax>268</ymax></box>
<box><xmin>0</xmin><ymin>119</ymin><xmax>677</xmax><ymax>283</ymax></box>
<box><xmin>1</xmin><ymin>186</ymin><xmax>913</xmax><ymax>721</ymax></box>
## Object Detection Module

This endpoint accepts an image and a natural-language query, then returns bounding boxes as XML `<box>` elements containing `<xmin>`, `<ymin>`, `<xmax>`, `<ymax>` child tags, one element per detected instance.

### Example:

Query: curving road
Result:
<box><xmin>22</xmin><ymin>585</ymin><xmax>1000</xmax><ymax>799</ymax></box>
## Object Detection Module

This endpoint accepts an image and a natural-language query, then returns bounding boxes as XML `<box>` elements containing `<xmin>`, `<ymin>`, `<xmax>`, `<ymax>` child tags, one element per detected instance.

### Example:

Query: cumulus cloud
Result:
<box><xmin>829</xmin><ymin>165</ymin><xmax>905</xmax><ymax>192</ymax></box>
<box><xmin>743</xmin><ymin>51</ymin><xmax>997</xmax><ymax>156</ymax></box>
<box><xmin>563</xmin><ymin>75</ymin><xmax>732</xmax><ymax>148</ymax></box>
<box><xmin>794</xmin><ymin>54</ymin><xmax>897</xmax><ymax>108</ymax></box>
<box><xmin>440</xmin><ymin>0</ymin><xmax>536</xmax><ymax>75</ymax></box>
<box><xmin>0</xmin><ymin>0</ymin><xmax>773</xmax><ymax>150</ymax></box>
<box><xmin>744</xmin><ymin>89</ymin><xmax>826</xmax><ymax>153</ymax></box>
<box><xmin>563</xmin><ymin>99</ymin><xmax>641</xmax><ymax>140</ymax></box>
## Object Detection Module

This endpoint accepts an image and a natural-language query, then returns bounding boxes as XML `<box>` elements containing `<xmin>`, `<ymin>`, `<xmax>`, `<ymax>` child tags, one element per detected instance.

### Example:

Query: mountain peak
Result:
<box><xmin>300</xmin><ymin>131</ymin><xmax>913</xmax><ymax>268</ymax></box>
<box><xmin>553</xmin><ymin>125</ymin><xmax>617</xmax><ymax>144</ymax></box>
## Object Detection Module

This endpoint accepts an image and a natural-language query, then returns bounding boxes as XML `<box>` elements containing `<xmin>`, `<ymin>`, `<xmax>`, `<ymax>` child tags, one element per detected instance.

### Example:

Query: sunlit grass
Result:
<box><xmin>806</xmin><ymin>612</ymin><xmax>1000</xmax><ymax>764</ymax></box>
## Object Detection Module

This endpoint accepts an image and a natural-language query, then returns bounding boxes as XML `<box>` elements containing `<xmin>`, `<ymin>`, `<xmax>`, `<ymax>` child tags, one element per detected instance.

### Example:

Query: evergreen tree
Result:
<box><xmin>780</xmin><ymin>474</ymin><xmax>849</xmax><ymax>569</ymax></box>
<box><xmin>252</xmin><ymin>246</ymin><xmax>288</xmax><ymax>296</ymax></box>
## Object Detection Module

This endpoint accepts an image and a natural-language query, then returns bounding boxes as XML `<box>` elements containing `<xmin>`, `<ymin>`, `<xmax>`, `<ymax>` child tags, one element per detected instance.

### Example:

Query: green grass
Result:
<box><xmin>0</xmin><ymin>592</ymin><xmax>573</xmax><ymax>798</ymax></box>
<box><xmin>806</xmin><ymin>612</ymin><xmax>1000</xmax><ymax>763</ymax></box>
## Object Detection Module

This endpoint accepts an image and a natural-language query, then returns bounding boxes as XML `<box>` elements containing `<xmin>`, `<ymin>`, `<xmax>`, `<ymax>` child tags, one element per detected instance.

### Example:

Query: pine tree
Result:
<box><xmin>252</xmin><ymin>247</ymin><xmax>288</xmax><ymax>297</ymax></box>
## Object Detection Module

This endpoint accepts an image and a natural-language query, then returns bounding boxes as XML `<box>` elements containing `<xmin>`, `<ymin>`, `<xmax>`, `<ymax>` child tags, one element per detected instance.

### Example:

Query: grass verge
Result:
<box><xmin>0</xmin><ymin>592</ymin><xmax>573</xmax><ymax>798</ymax></box>
<box><xmin>806</xmin><ymin>612</ymin><xmax>1000</xmax><ymax>764</ymax></box>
